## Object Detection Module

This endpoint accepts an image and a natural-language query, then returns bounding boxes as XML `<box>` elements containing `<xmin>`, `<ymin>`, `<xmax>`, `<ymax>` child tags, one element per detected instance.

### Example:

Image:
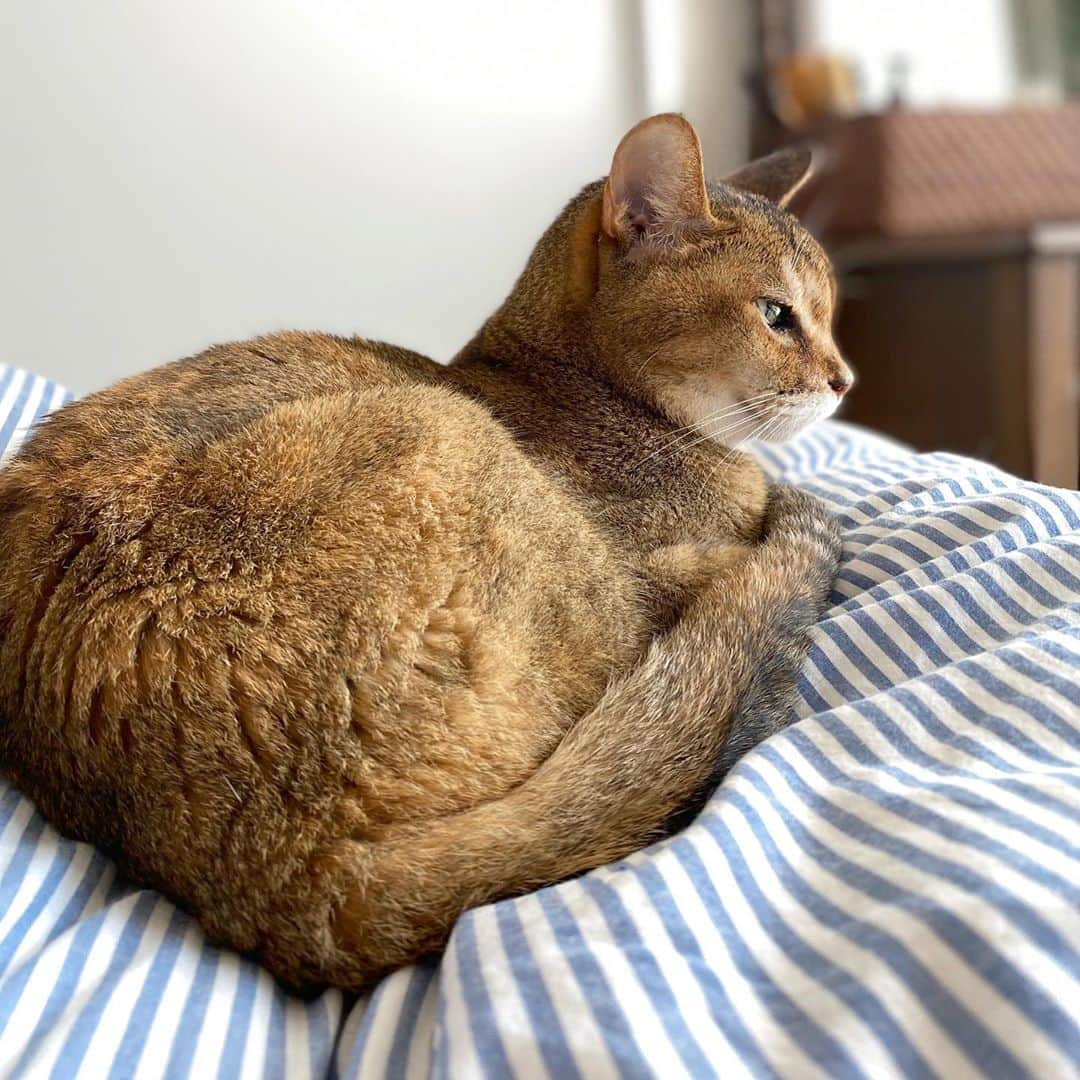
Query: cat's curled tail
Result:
<box><xmin>281</xmin><ymin>485</ymin><xmax>841</xmax><ymax>989</ymax></box>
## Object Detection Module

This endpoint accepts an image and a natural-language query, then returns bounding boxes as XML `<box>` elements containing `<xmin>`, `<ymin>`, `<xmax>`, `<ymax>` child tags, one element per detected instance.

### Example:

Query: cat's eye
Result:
<box><xmin>756</xmin><ymin>298</ymin><xmax>793</xmax><ymax>331</ymax></box>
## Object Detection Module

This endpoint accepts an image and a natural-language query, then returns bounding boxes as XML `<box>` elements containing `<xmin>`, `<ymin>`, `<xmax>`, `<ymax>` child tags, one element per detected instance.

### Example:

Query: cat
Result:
<box><xmin>0</xmin><ymin>114</ymin><xmax>851</xmax><ymax>991</ymax></box>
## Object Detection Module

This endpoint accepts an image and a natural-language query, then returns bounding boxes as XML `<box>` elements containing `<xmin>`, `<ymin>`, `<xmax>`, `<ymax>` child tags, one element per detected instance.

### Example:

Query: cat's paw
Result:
<box><xmin>760</xmin><ymin>484</ymin><xmax>843</xmax><ymax>597</ymax></box>
<box><xmin>763</xmin><ymin>485</ymin><xmax>840</xmax><ymax>549</ymax></box>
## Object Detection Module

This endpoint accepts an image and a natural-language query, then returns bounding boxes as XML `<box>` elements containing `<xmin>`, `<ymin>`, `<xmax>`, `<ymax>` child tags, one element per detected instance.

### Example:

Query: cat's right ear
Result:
<box><xmin>601</xmin><ymin>114</ymin><xmax>714</xmax><ymax>247</ymax></box>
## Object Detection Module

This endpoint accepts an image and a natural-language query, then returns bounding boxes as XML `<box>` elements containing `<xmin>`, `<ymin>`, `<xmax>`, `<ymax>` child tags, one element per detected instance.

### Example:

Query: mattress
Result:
<box><xmin>0</xmin><ymin>363</ymin><xmax>1077</xmax><ymax>1078</ymax></box>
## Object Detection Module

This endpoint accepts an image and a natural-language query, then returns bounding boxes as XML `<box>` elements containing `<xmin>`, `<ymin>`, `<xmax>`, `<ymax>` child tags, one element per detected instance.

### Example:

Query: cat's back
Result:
<box><xmin>7</xmin><ymin>331</ymin><xmax>441</xmax><ymax>490</ymax></box>
<box><xmin>0</xmin><ymin>331</ymin><xmax>447</xmax><ymax>838</ymax></box>
<box><xmin>0</xmin><ymin>329</ymin><xmax>453</xmax><ymax>661</ymax></box>
<box><xmin>0</xmin><ymin>331</ymin><xmax>641</xmax><ymax>953</ymax></box>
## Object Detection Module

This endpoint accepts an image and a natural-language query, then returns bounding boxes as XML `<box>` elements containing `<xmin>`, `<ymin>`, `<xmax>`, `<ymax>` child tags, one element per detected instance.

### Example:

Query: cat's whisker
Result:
<box><xmin>643</xmin><ymin>403</ymin><xmax>765</xmax><ymax>459</ymax></box>
<box><xmin>664</xmin><ymin>408</ymin><xmax>774</xmax><ymax>460</ymax></box>
<box><xmin>705</xmin><ymin>404</ymin><xmax>782</xmax><ymax>446</ymax></box>
<box><xmin>698</xmin><ymin>426</ymin><xmax>756</xmax><ymax>501</ymax></box>
<box><xmin>645</xmin><ymin>391</ymin><xmax>777</xmax><ymax>450</ymax></box>
<box><xmin>742</xmin><ymin>415</ymin><xmax>781</xmax><ymax>456</ymax></box>
<box><xmin>633</xmin><ymin>346</ymin><xmax>665</xmax><ymax>379</ymax></box>
<box><xmin>751</xmin><ymin>411</ymin><xmax>787</xmax><ymax>448</ymax></box>
<box><xmin>703</xmin><ymin>411</ymin><xmax>781</xmax><ymax>498</ymax></box>
<box><xmin>639</xmin><ymin>393</ymin><xmax>778</xmax><ymax>466</ymax></box>
<box><xmin>651</xmin><ymin>400</ymin><xmax>778</xmax><ymax>463</ymax></box>
<box><xmin>657</xmin><ymin>405</ymin><xmax>778</xmax><ymax>462</ymax></box>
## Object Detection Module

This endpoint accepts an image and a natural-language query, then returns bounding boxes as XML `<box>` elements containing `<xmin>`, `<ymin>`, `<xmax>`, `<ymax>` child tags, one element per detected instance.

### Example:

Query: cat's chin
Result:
<box><xmin>755</xmin><ymin>392</ymin><xmax>840</xmax><ymax>443</ymax></box>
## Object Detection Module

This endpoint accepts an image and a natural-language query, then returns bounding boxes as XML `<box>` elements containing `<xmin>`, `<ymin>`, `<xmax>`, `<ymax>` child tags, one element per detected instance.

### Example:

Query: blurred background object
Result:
<box><xmin>1</xmin><ymin>1</ymin><xmax>1077</xmax><ymax>485</ymax></box>
<box><xmin>750</xmin><ymin>0</ymin><xmax>1080</xmax><ymax>488</ymax></box>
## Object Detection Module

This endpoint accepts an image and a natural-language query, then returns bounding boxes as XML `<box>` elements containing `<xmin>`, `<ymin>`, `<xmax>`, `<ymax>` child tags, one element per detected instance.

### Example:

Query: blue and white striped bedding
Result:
<box><xmin>0</xmin><ymin>362</ymin><xmax>1077</xmax><ymax>1079</ymax></box>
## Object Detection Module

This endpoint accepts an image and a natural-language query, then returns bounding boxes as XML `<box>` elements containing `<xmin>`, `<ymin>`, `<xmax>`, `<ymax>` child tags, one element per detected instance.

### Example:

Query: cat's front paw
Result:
<box><xmin>760</xmin><ymin>484</ymin><xmax>843</xmax><ymax>600</ymax></box>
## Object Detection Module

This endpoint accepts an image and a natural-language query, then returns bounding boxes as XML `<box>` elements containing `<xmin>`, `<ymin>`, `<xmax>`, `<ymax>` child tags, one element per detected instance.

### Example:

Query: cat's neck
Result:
<box><xmin>447</xmin><ymin>183</ymin><xmax>667</xmax><ymax>453</ymax></box>
<box><xmin>448</xmin><ymin>330</ymin><xmax>664</xmax><ymax>470</ymax></box>
<box><xmin>445</xmin><ymin>339</ymin><xmax>755</xmax><ymax>552</ymax></box>
<box><xmin>454</xmin><ymin>184</ymin><xmax>609</xmax><ymax>373</ymax></box>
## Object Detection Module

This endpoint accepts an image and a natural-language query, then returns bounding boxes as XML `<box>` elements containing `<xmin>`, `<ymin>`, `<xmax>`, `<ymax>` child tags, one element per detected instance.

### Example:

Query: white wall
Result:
<box><xmin>0</xmin><ymin>1</ymin><xmax>750</xmax><ymax>395</ymax></box>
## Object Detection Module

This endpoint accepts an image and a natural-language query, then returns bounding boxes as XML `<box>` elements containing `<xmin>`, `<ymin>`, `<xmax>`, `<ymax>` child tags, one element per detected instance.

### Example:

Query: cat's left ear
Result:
<box><xmin>601</xmin><ymin>114</ymin><xmax>715</xmax><ymax>245</ymax></box>
<box><xmin>724</xmin><ymin>147</ymin><xmax>813</xmax><ymax>207</ymax></box>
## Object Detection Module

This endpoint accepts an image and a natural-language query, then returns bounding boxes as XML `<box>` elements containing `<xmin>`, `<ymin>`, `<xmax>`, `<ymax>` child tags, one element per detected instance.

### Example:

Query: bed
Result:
<box><xmin>0</xmin><ymin>362</ymin><xmax>1077</xmax><ymax>1079</ymax></box>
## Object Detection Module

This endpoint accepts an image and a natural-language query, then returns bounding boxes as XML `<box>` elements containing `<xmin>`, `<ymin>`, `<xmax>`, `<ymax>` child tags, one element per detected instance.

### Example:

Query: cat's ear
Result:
<box><xmin>601</xmin><ymin>114</ymin><xmax>714</xmax><ymax>245</ymax></box>
<box><xmin>723</xmin><ymin>147</ymin><xmax>813</xmax><ymax>207</ymax></box>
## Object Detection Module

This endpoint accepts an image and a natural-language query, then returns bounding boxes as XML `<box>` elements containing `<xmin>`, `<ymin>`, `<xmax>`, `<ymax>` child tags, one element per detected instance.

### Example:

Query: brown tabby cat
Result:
<box><xmin>0</xmin><ymin>115</ymin><xmax>851</xmax><ymax>990</ymax></box>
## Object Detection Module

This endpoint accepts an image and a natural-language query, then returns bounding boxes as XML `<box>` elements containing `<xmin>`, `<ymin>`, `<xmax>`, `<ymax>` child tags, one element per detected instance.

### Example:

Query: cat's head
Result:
<box><xmin>587</xmin><ymin>114</ymin><xmax>853</xmax><ymax>444</ymax></box>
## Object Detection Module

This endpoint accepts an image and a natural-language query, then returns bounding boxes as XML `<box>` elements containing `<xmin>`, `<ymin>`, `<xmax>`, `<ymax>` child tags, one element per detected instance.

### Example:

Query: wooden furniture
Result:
<box><xmin>833</xmin><ymin>225</ymin><xmax>1080</xmax><ymax>488</ymax></box>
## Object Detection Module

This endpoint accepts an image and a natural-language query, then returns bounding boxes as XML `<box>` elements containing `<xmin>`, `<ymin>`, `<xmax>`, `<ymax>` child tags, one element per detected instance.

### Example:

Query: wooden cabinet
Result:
<box><xmin>832</xmin><ymin>225</ymin><xmax>1080</xmax><ymax>488</ymax></box>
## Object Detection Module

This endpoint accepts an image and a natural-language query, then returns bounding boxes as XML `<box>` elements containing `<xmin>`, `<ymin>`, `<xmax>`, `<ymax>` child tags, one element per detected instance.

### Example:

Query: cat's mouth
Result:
<box><xmin>753</xmin><ymin>391</ymin><xmax>839</xmax><ymax>443</ymax></box>
<box><xmin>709</xmin><ymin>390</ymin><xmax>838</xmax><ymax>447</ymax></box>
<box><xmin>649</xmin><ymin>386</ymin><xmax>839</xmax><ymax>457</ymax></box>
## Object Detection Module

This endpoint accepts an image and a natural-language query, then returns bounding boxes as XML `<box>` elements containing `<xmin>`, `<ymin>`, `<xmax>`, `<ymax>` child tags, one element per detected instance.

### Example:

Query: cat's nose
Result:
<box><xmin>828</xmin><ymin>375</ymin><xmax>852</xmax><ymax>397</ymax></box>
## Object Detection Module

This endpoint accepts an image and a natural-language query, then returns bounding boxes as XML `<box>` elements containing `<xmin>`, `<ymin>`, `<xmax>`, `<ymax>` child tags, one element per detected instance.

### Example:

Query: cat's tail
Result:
<box><xmin>275</xmin><ymin>486</ymin><xmax>841</xmax><ymax>990</ymax></box>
